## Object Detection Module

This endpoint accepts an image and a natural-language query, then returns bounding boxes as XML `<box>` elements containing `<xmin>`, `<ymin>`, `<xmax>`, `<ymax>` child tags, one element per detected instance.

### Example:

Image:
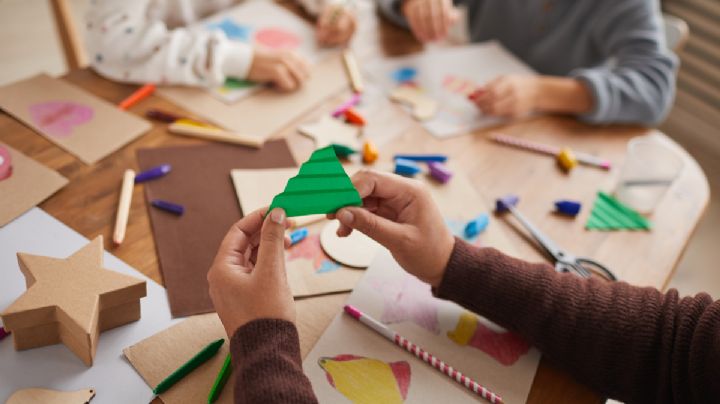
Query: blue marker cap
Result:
<box><xmin>151</xmin><ymin>199</ymin><xmax>184</xmax><ymax>215</ymax></box>
<box><xmin>135</xmin><ymin>164</ymin><xmax>171</xmax><ymax>183</ymax></box>
<box><xmin>289</xmin><ymin>227</ymin><xmax>308</xmax><ymax>245</ymax></box>
<box><xmin>394</xmin><ymin>158</ymin><xmax>422</xmax><ymax>176</ymax></box>
<box><xmin>495</xmin><ymin>195</ymin><xmax>519</xmax><ymax>213</ymax></box>
<box><xmin>554</xmin><ymin>200</ymin><xmax>582</xmax><ymax>216</ymax></box>
<box><xmin>393</xmin><ymin>154</ymin><xmax>448</xmax><ymax>163</ymax></box>
<box><xmin>464</xmin><ymin>213</ymin><xmax>489</xmax><ymax>239</ymax></box>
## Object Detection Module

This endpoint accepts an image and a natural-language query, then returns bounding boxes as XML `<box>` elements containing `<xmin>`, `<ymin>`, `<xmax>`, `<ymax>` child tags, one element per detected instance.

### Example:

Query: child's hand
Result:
<box><xmin>329</xmin><ymin>170</ymin><xmax>455</xmax><ymax>287</ymax></box>
<box><xmin>469</xmin><ymin>75</ymin><xmax>540</xmax><ymax>119</ymax></box>
<box><xmin>247</xmin><ymin>49</ymin><xmax>310</xmax><ymax>91</ymax></box>
<box><xmin>207</xmin><ymin>208</ymin><xmax>294</xmax><ymax>337</ymax></box>
<box><xmin>402</xmin><ymin>0</ymin><xmax>459</xmax><ymax>42</ymax></box>
<box><xmin>316</xmin><ymin>4</ymin><xmax>357</xmax><ymax>46</ymax></box>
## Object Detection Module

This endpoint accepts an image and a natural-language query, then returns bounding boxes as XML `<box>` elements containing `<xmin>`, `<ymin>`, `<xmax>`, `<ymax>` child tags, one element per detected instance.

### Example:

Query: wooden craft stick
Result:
<box><xmin>154</xmin><ymin>338</ymin><xmax>225</xmax><ymax>395</ymax></box>
<box><xmin>113</xmin><ymin>169</ymin><xmax>135</xmax><ymax>245</ymax></box>
<box><xmin>118</xmin><ymin>84</ymin><xmax>156</xmax><ymax>110</ymax></box>
<box><xmin>168</xmin><ymin>123</ymin><xmax>264</xmax><ymax>149</ymax></box>
<box><xmin>342</xmin><ymin>49</ymin><xmax>363</xmax><ymax>93</ymax></box>
<box><xmin>344</xmin><ymin>305</ymin><xmax>504</xmax><ymax>404</ymax></box>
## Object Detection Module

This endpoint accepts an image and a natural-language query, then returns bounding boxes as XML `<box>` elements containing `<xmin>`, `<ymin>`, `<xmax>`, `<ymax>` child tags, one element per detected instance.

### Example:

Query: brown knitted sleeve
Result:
<box><xmin>436</xmin><ymin>238</ymin><xmax>720</xmax><ymax>404</ymax></box>
<box><xmin>230</xmin><ymin>319</ymin><xmax>318</xmax><ymax>404</ymax></box>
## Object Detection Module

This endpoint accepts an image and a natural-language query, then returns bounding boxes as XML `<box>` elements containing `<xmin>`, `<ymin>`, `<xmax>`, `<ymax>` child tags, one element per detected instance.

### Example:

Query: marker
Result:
<box><xmin>343</xmin><ymin>305</ymin><xmax>503</xmax><ymax>404</ymax></box>
<box><xmin>331</xmin><ymin>93</ymin><xmax>361</xmax><ymax>118</ymax></box>
<box><xmin>151</xmin><ymin>200</ymin><xmax>184</xmax><ymax>216</ymax></box>
<box><xmin>428</xmin><ymin>161</ymin><xmax>453</xmax><ymax>183</ymax></box>
<box><xmin>289</xmin><ymin>227</ymin><xmax>308</xmax><ymax>246</ymax></box>
<box><xmin>135</xmin><ymin>164</ymin><xmax>171</xmax><ymax>183</ymax></box>
<box><xmin>490</xmin><ymin>133</ymin><xmax>611</xmax><ymax>170</ymax></box>
<box><xmin>342</xmin><ymin>49</ymin><xmax>363</xmax><ymax>93</ymax></box>
<box><xmin>464</xmin><ymin>213</ymin><xmax>489</xmax><ymax>238</ymax></box>
<box><xmin>154</xmin><ymin>338</ymin><xmax>225</xmax><ymax>395</ymax></box>
<box><xmin>393</xmin><ymin>154</ymin><xmax>448</xmax><ymax>163</ymax></box>
<box><xmin>113</xmin><ymin>169</ymin><xmax>135</xmax><ymax>245</ymax></box>
<box><xmin>118</xmin><ymin>84</ymin><xmax>156</xmax><ymax>110</ymax></box>
<box><xmin>208</xmin><ymin>353</ymin><xmax>232</xmax><ymax>403</ymax></box>
<box><xmin>394</xmin><ymin>158</ymin><xmax>421</xmax><ymax>176</ymax></box>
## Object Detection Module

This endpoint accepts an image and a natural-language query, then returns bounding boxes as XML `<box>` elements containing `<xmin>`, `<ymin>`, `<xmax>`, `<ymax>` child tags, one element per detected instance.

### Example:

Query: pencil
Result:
<box><xmin>207</xmin><ymin>353</ymin><xmax>233</xmax><ymax>403</ymax></box>
<box><xmin>118</xmin><ymin>84</ymin><xmax>156</xmax><ymax>110</ymax></box>
<box><xmin>342</xmin><ymin>49</ymin><xmax>363</xmax><ymax>94</ymax></box>
<box><xmin>168</xmin><ymin>123</ymin><xmax>264</xmax><ymax>149</ymax></box>
<box><xmin>113</xmin><ymin>169</ymin><xmax>135</xmax><ymax>245</ymax></box>
<box><xmin>491</xmin><ymin>133</ymin><xmax>611</xmax><ymax>170</ymax></box>
<box><xmin>344</xmin><ymin>305</ymin><xmax>504</xmax><ymax>404</ymax></box>
<box><xmin>154</xmin><ymin>338</ymin><xmax>225</xmax><ymax>395</ymax></box>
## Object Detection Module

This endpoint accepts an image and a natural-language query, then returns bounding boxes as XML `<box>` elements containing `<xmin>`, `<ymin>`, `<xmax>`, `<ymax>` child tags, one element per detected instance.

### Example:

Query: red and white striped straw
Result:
<box><xmin>491</xmin><ymin>133</ymin><xmax>611</xmax><ymax>170</ymax></box>
<box><xmin>344</xmin><ymin>305</ymin><xmax>504</xmax><ymax>404</ymax></box>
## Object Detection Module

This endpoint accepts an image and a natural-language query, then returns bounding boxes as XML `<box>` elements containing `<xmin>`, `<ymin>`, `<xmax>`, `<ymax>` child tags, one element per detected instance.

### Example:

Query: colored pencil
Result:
<box><xmin>113</xmin><ymin>169</ymin><xmax>135</xmax><ymax>245</ymax></box>
<box><xmin>154</xmin><ymin>338</ymin><xmax>225</xmax><ymax>395</ymax></box>
<box><xmin>168</xmin><ymin>123</ymin><xmax>264</xmax><ymax>148</ymax></box>
<box><xmin>490</xmin><ymin>133</ymin><xmax>611</xmax><ymax>170</ymax></box>
<box><xmin>343</xmin><ymin>305</ymin><xmax>504</xmax><ymax>404</ymax></box>
<box><xmin>118</xmin><ymin>84</ymin><xmax>156</xmax><ymax>110</ymax></box>
<box><xmin>208</xmin><ymin>353</ymin><xmax>233</xmax><ymax>403</ymax></box>
<box><xmin>342</xmin><ymin>49</ymin><xmax>363</xmax><ymax>94</ymax></box>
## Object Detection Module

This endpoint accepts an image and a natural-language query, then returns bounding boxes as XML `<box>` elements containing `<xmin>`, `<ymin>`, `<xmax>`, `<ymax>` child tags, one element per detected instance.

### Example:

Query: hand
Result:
<box><xmin>208</xmin><ymin>208</ymin><xmax>294</xmax><ymax>337</ymax></box>
<box><xmin>316</xmin><ymin>4</ymin><xmax>357</xmax><ymax>46</ymax></box>
<box><xmin>329</xmin><ymin>170</ymin><xmax>454</xmax><ymax>287</ymax></box>
<box><xmin>469</xmin><ymin>75</ymin><xmax>540</xmax><ymax>119</ymax></box>
<box><xmin>402</xmin><ymin>0</ymin><xmax>459</xmax><ymax>43</ymax></box>
<box><xmin>247</xmin><ymin>49</ymin><xmax>310</xmax><ymax>91</ymax></box>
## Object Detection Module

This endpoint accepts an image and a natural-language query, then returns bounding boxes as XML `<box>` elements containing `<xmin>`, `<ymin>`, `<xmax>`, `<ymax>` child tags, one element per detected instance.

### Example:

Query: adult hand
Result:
<box><xmin>316</xmin><ymin>4</ymin><xmax>357</xmax><ymax>46</ymax></box>
<box><xmin>329</xmin><ymin>170</ymin><xmax>454</xmax><ymax>287</ymax></box>
<box><xmin>402</xmin><ymin>0</ymin><xmax>459</xmax><ymax>43</ymax></box>
<box><xmin>247</xmin><ymin>49</ymin><xmax>310</xmax><ymax>91</ymax></box>
<box><xmin>469</xmin><ymin>75</ymin><xmax>540</xmax><ymax>119</ymax></box>
<box><xmin>208</xmin><ymin>208</ymin><xmax>294</xmax><ymax>337</ymax></box>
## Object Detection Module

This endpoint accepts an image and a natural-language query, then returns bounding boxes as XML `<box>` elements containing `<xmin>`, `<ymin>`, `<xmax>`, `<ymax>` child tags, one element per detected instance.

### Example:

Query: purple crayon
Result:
<box><xmin>495</xmin><ymin>195</ymin><xmax>519</xmax><ymax>213</ymax></box>
<box><xmin>135</xmin><ymin>164</ymin><xmax>171</xmax><ymax>183</ymax></box>
<box><xmin>151</xmin><ymin>199</ymin><xmax>184</xmax><ymax>215</ymax></box>
<box><xmin>428</xmin><ymin>162</ymin><xmax>453</xmax><ymax>183</ymax></box>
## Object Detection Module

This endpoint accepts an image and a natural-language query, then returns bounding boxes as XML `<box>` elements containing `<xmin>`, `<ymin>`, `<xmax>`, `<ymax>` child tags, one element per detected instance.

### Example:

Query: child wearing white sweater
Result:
<box><xmin>85</xmin><ymin>0</ymin><xmax>356</xmax><ymax>91</ymax></box>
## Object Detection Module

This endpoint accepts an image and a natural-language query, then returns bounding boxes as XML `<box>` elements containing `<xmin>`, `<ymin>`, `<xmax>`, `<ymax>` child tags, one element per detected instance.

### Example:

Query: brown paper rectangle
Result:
<box><xmin>0</xmin><ymin>74</ymin><xmax>151</xmax><ymax>164</ymax></box>
<box><xmin>0</xmin><ymin>142</ymin><xmax>68</xmax><ymax>227</ymax></box>
<box><xmin>136</xmin><ymin>140</ymin><xmax>296</xmax><ymax>317</ymax></box>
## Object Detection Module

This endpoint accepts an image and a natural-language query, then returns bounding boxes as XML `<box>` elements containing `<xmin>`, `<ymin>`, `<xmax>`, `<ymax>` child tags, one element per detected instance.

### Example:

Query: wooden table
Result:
<box><xmin>0</xmin><ymin>3</ymin><xmax>709</xmax><ymax>403</ymax></box>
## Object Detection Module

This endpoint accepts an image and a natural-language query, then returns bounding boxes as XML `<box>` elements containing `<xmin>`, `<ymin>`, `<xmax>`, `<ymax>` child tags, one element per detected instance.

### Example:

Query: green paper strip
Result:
<box><xmin>268</xmin><ymin>146</ymin><xmax>362</xmax><ymax>217</ymax></box>
<box><xmin>586</xmin><ymin>192</ymin><xmax>651</xmax><ymax>231</ymax></box>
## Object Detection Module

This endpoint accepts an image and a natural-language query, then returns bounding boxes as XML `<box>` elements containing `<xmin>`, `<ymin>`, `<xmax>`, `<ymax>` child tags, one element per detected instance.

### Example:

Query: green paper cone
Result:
<box><xmin>268</xmin><ymin>146</ymin><xmax>362</xmax><ymax>217</ymax></box>
<box><xmin>586</xmin><ymin>192</ymin><xmax>651</xmax><ymax>231</ymax></box>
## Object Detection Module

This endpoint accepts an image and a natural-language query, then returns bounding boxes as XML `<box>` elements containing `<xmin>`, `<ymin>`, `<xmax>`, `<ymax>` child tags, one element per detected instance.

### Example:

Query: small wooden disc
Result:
<box><xmin>319</xmin><ymin>220</ymin><xmax>380</xmax><ymax>268</ymax></box>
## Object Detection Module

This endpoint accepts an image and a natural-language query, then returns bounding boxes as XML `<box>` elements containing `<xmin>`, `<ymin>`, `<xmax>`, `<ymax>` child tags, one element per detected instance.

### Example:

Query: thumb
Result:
<box><xmin>336</xmin><ymin>207</ymin><xmax>407</xmax><ymax>247</ymax></box>
<box><xmin>255</xmin><ymin>208</ymin><xmax>287</xmax><ymax>279</ymax></box>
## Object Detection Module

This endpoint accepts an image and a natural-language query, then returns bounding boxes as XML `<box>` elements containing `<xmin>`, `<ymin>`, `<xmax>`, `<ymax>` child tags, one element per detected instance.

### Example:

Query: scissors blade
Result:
<box><xmin>506</xmin><ymin>204</ymin><xmax>565</xmax><ymax>261</ymax></box>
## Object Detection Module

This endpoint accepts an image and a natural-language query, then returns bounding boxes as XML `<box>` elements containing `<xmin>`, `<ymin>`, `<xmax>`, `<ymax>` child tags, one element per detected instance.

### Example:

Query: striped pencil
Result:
<box><xmin>343</xmin><ymin>305</ymin><xmax>503</xmax><ymax>404</ymax></box>
<box><xmin>491</xmin><ymin>133</ymin><xmax>611</xmax><ymax>170</ymax></box>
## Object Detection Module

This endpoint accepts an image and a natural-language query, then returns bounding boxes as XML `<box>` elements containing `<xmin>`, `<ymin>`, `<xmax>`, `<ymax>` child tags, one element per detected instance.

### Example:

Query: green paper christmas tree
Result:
<box><xmin>268</xmin><ymin>146</ymin><xmax>362</xmax><ymax>217</ymax></box>
<box><xmin>586</xmin><ymin>192</ymin><xmax>652</xmax><ymax>231</ymax></box>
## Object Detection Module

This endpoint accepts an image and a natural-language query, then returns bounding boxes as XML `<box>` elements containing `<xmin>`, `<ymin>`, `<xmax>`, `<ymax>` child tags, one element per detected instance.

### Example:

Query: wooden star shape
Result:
<box><xmin>298</xmin><ymin>116</ymin><xmax>360</xmax><ymax>148</ymax></box>
<box><xmin>0</xmin><ymin>236</ymin><xmax>146</xmax><ymax>366</ymax></box>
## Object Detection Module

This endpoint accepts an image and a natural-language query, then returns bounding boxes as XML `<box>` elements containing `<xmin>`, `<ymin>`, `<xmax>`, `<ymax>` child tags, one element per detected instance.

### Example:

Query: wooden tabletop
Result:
<box><xmin>0</xmin><ymin>2</ymin><xmax>709</xmax><ymax>403</ymax></box>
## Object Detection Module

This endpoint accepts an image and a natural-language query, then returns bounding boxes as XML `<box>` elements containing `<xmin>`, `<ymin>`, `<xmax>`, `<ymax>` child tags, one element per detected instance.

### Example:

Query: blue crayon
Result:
<box><xmin>394</xmin><ymin>158</ymin><xmax>422</xmax><ymax>176</ymax></box>
<box><xmin>464</xmin><ymin>213</ymin><xmax>489</xmax><ymax>239</ymax></box>
<box><xmin>289</xmin><ymin>228</ymin><xmax>308</xmax><ymax>245</ymax></box>
<box><xmin>555</xmin><ymin>200</ymin><xmax>582</xmax><ymax>217</ymax></box>
<box><xmin>151</xmin><ymin>199</ymin><xmax>184</xmax><ymax>215</ymax></box>
<box><xmin>135</xmin><ymin>164</ymin><xmax>171</xmax><ymax>183</ymax></box>
<box><xmin>393</xmin><ymin>154</ymin><xmax>448</xmax><ymax>163</ymax></box>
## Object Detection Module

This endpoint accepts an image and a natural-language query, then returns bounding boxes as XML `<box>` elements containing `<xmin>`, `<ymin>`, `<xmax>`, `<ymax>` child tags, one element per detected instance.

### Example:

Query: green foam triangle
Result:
<box><xmin>267</xmin><ymin>146</ymin><xmax>362</xmax><ymax>217</ymax></box>
<box><xmin>585</xmin><ymin>192</ymin><xmax>651</xmax><ymax>231</ymax></box>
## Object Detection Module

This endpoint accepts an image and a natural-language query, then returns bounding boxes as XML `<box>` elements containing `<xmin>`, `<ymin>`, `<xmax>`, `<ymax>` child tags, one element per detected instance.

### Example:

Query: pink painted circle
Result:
<box><xmin>0</xmin><ymin>145</ymin><xmax>12</xmax><ymax>181</ymax></box>
<box><xmin>254</xmin><ymin>27</ymin><xmax>301</xmax><ymax>50</ymax></box>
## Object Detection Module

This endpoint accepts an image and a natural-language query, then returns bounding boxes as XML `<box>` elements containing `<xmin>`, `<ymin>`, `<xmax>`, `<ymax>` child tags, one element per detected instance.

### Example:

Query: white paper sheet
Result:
<box><xmin>0</xmin><ymin>208</ymin><xmax>178</xmax><ymax>403</ymax></box>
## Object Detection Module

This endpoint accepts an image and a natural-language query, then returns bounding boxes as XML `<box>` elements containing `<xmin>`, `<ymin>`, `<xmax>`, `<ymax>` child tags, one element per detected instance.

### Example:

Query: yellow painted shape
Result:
<box><xmin>447</xmin><ymin>310</ymin><xmax>478</xmax><ymax>346</ymax></box>
<box><xmin>321</xmin><ymin>357</ymin><xmax>404</xmax><ymax>404</ymax></box>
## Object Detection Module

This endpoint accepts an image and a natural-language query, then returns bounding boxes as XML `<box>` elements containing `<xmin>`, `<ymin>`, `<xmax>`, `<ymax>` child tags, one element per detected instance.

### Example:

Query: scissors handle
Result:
<box><xmin>575</xmin><ymin>258</ymin><xmax>617</xmax><ymax>281</ymax></box>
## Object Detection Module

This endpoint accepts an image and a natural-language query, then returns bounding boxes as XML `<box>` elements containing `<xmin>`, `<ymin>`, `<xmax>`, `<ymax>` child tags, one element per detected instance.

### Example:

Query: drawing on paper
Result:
<box><xmin>287</xmin><ymin>233</ymin><xmax>340</xmax><ymax>274</ymax></box>
<box><xmin>373</xmin><ymin>275</ymin><xmax>440</xmax><ymax>334</ymax></box>
<box><xmin>447</xmin><ymin>311</ymin><xmax>531</xmax><ymax>366</ymax></box>
<box><xmin>318</xmin><ymin>354</ymin><xmax>411</xmax><ymax>404</ymax></box>
<box><xmin>0</xmin><ymin>145</ymin><xmax>12</xmax><ymax>181</ymax></box>
<box><xmin>207</xmin><ymin>18</ymin><xmax>253</xmax><ymax>41</ymax></box>
<box><xmin>28</xmin><ymin>101</ymin><xmax>93</xmax><ymax>138</ymax></box>
<box><xmin>442</xmin><ymin>75</ymin><xmax>478</xmax><ymax>96</ymax></box>
<box><xmin>255</xmin><ymin>27</ymin><xmax>302</xmax><ymax>50</ymax></box>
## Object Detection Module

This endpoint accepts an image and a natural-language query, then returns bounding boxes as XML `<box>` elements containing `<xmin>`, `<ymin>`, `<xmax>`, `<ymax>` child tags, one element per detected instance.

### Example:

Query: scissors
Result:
<box><xmin>500</xmin><ymin>201</ymin><xmax>617</xmax><ymax>281</ymax></box>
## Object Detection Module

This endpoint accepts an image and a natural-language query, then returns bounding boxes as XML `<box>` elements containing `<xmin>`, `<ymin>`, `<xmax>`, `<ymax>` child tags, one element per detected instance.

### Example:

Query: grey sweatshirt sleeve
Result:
<box><xmin>571</xmin><ymin>1</ymin><xmax>678</xmax><ymax>126</ymax></box>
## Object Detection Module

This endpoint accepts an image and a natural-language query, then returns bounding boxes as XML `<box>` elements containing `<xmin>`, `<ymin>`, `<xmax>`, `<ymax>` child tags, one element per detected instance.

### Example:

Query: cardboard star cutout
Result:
<box><xmin>0</xmin><ymin>236</ymin><xmax>146</xmax><ymax>366</ymax></box>
<box><xmin>298</xmin><ymin>116</ymin><xmax>360</xmax><ymax>148</ymax></box>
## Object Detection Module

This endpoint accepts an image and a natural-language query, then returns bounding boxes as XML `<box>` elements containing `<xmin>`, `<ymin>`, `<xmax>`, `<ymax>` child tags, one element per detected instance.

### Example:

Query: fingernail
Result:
<box><xmin>338</xmin><ymin>209</ymin><xmax>354</xmax><ymax>224</ymax></box>
<box><xmin>270</xmin><ymin>208</ymin><xmax>286</xmax><ymax>224</ymax></box>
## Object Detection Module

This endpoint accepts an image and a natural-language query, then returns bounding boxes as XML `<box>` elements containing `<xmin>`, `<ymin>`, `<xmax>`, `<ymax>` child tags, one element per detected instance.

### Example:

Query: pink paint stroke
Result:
<box><xmin>29</xmin><ymin>101</ymin><xmax>94</xmax><ymax>138</ymax></box>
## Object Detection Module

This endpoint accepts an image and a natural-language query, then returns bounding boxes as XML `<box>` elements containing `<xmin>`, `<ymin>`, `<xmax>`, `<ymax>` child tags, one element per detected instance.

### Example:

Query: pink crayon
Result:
<box><xmin>491</xmin><ymin>133</ymin><xmax>611</xmax><ymax>170</ymax></box>
<box><xmin>344</xmin><ymin>305</ymin><xmax>504</xmax><ymax>404</ymax></box>
<box><xmin>331</xmin><ymin>93</ymin><xmax>362</xmax><ymax>118</ymax></box>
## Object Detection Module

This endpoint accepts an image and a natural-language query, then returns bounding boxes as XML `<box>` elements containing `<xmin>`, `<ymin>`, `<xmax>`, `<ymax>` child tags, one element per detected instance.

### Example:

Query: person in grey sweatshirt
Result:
<box><xmin>378</xmin><ymin>0</ymin><xmax>678</xmax><ymax>126</ymax></box>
